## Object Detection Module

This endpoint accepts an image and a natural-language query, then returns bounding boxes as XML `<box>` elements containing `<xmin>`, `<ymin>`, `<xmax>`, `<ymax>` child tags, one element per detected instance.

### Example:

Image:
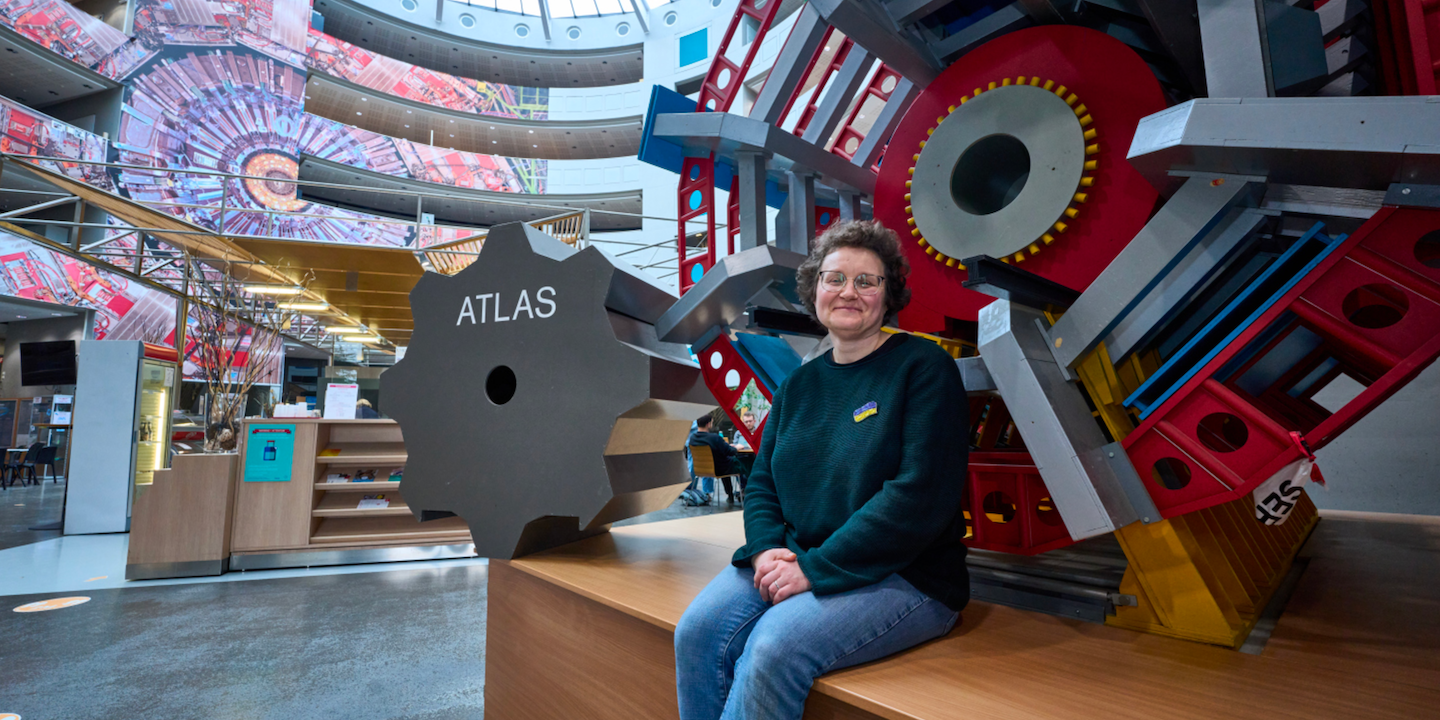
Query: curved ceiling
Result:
<box><xmin>316</xmin><ymin>0</ymin><xmax>645</xmax><ymax>88</ymax></box>
<box><xmin>304</xmin><ymin>75</ymin><xmax>642</xmax><ymax>159</ymax></box>
<box><xmin>299</xmin><ymin>157</ymin><xmax>644</xmax><ymax>231</ymax></box>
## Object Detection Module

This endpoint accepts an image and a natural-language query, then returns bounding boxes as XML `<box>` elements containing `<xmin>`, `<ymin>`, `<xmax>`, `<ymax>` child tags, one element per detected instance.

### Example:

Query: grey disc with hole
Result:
<box><xmin>911</xmin><ymin>84</ymin><xmax>1085</xmax><ymax>260</ymax></box>
<box><xmin>382</xmin><ymin>222</ymin><xmax>716</xmax><ymax>559</ymax></box>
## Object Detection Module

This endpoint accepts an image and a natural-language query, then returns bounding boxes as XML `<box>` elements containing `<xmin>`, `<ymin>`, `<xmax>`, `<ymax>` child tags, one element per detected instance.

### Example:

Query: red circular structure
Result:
<box><xmin>875</xmin><ymin>26</ymin><xmax>1166</xmax><ymax>326</ymax></box>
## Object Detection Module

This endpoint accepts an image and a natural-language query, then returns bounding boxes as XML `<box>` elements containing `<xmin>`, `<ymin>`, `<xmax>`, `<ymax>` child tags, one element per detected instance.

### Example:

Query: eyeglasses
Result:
<box><xmin>818</xmin><ymin>271</ymin><xmax>885</xmax><ymax>296</ymax></box>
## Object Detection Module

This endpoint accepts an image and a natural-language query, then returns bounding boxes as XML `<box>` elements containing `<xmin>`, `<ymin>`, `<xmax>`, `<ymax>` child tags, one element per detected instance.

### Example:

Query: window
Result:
<box><xmin>678</xmin><ymin>28</ymin><xmax>707</xmax><ymax>67</ymax></box>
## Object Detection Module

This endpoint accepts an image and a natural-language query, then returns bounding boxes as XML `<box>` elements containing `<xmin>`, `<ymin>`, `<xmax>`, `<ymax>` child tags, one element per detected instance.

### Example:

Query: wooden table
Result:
<box><xmin>487</xmin><ymin>511</ymin><xmax>1440</xmax><ymax>719</ymax></box>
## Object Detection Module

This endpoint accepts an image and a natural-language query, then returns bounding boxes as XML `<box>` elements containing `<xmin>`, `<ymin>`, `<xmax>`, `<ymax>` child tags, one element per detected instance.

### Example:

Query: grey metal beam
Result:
<box><xmin>809</xmin><ymin>0</ymin><xmax>942</xmax><ymax>86</ymax></box>
<box><xmin>1102</xmin><ymin>207</ymin><xmax>1270</xmax><ymax>361</ymax></box>
<box><xmin>652</xmin><ymin>111</ymin><xmax>878</xmax><ymax>195</ymax></box>
<box><xmin>931</xmin><ymin>3</ymin><xmax>1031</xmax><ymax>61</ymax></box>
<box><xmin>977</xmin><ymin>302</ymin><xmax>1153</xmax><ymax>539</ymax></box>
<box><xmin>735</xmin><ymin>150</ymin><xmax>769</xmax><ymax>251</ymax></box>
<box><xmin>851</xmin><ymin>77</ymin><xmax>918</xmax><ymax>171</ymax></box>
<box><xmin>802</xmin><ymin>46</ymin><xmax>876</xmax><ymax>148</ymax></box>
<box><xmin>750</xmin><ymin>4</ymin><xmax>829</xmax><ymax>126</ymax></box>
<box><xmin>1197</xmin><ymin>0</ymin><xmax>1272</xmax><ymax>97</ymax></box>
<box><xmin>886</xmin><ymin>0</ymin><xmax>953</xmax><ymax>26</ymax></box>
<box><xmin>1127</xmin><ymin>97</ymin><xmax>1440</xmax><ymax>195</ymax></box>
<box><xmin>434</xmin><ymin>0</ymin><xmax>443</xmax><ymax>23</ymax></box>
<box><xmin>786</xmin><ymin>170</ymin><xmax>817</xmax><ymax>254</ymax></box>
<box><xmin>631</xmin><ymin>0</ymin><xmax>650</xmax><ymax>33</ymax></box>
<box><xmin>1045</xmin><ymin>173</ymin><xmax>1265</xmax><ymax>370</ymax></box>
<box><xmin>540</xmin><ymin>0</ymin><xmax>552</xmax><ymax>40</ymax></box>
<box><xmin>838</xmin><ymin>191</ymin><xmax>862</xmax><ymax>221</ymax></box>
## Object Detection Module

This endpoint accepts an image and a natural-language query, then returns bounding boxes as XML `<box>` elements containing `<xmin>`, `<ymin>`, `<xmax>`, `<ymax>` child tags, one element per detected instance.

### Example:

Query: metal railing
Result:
<box><xmin>419</xmin><ymin>209</ymin><xmax>592</xmax><ymax>276</ymax></box>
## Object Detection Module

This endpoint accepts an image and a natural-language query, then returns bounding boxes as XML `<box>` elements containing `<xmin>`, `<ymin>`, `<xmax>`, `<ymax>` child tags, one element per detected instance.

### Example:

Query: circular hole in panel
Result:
<box><xmin>718</xmin><ymin>68</ymin><xmax>732</xmax><ymax>89</ymax></box>
<box><xmin>458</xmin><ymin>12</ymin><xmax>475</xmax><ymax>27</ymax></box>
<box><xmin>844</xmin><ymin>136</ymin><xmax>859</xmax><ymax>154</ymax></box>
<box><xmin>486</xmin><ymin>366</ymin><xmax>517</xmax><ymax>405</ymax></box>
<box><xmin>689</xmin><ymin>165</ymin><xmax>701</xmax><ymax>181</ymax></box>
<box><xmin>709</xmin><ymin>351</ymin><xmax>723</xmax><ymax>369</ymax></box>
<box><xmin>616</xmin><ymin>22</ymin><xmax>630</xmax><ymax>36</ymax></box>
<box><xmin>1197</xmin><ymin>412</ymin><xmax>1249</xmax><ymax>453</ymax></box>
<box><xmin>664</xmin><ymin>11</ymin><xmax>678</xmax><ymax>25</ymax></box>
<box><xmin>688</xmin><ymin>190</ymin><xmax>702</xmax><ymax>210</ymax></box>
<box><xmin>705</xmin><ymin>98</ymin><xmax>717</xmax><ymax>111</ymax></box>
<box><xmin>724</xmin><ymin>369</ymin><xmax>741</xmax><ymax>390</ymax></box>
<box><xmin>1342</xmin><ymin>283</ymin><xmax>1409</xmax><ymax>329</ymax></box>
<box><xmin>1035</xmin><ymin>496</ymin><xmax>1062</xmax><ymax>526</ymax></box>
<box><xmin>515</xmin><ymin>24</ymin><xmax>530</xmax><ymax>37</ymax></box>
<box><xmin>981</xmin><ymin>491</ymin><xmax>1017</xmax><ymax>524</ymax></box>
<box><xmin>950</xmin><ymin>134</ymin><xmax>1030</xmax><ymax>216</ymax></box>
<box><xmin>1151</xmin><ymin>457</ymin><xmax>1192</xmax><ymax>491</ymax></box>
<box><xmin>690</xmin><ymin>263</ymin><xmax>705</xmax><ymax>283</ymax></box>
<box><xmin>880</xmin><ymin>74</ymin><xmax>897</xmax><ymax>93</ymax></box>
<box><xmin>400</xmin><ymin>0</ymin><xmax>417</xmax><ymax>10</ymax></box>
<box><xmin>567</xmin><ymin>26</ymin><xmax>581</xmax><ymax>40</ymax></box>
<box><xmin>819</xmin><ymin>211</ymin><xmax>831</xmax><ymax>225</ymax></box>
<box><xmin>1414</xmin><ymin>230</ymin><xmax>1440</xmax><ymax>269</ymax></box>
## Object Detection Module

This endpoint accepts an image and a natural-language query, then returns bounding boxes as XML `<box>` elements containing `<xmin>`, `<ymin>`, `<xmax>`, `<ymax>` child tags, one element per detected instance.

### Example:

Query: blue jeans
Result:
<box><xmin>674</xmin><ymin>566</ymin><xmax>959</xmax><ymax>720</ymax></box>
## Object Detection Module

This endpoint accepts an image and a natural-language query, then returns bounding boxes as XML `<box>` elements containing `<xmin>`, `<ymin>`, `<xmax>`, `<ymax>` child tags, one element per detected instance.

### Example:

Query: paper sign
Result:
<box><xmin>357</xmin><ymin>494</ymin><xmax>389</xmax><ymax>509</ymax></box>
<box><xmin>53</xmin><ymin>394</ymin><xmax>73</xmax><ymax>405</ymax></box>
<box><xmin>164</xmin><ymin>366</ymin><xmax>175</xmax><ymax>386</ymax></box>
<box><xmin>323</xmin><ymin>383</ymin><xmax>359</xmax><ymax>419</ymax></box>
<box><xmin>243</xmin><ymin>424</ymin><xmax>296</xmax><ymax>482</ymax></box>
<box><xmin>52</xmin><ymin>411</ymin><xmax>71</xmax><ymax>425</ymax></box>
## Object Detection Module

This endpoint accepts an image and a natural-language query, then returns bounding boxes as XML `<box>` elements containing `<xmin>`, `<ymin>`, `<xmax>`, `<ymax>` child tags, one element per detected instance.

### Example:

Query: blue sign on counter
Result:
<box><xmin>243</xmin><ymin>424</ymin><xmax>296</xmax><ymax>482</ymax></box>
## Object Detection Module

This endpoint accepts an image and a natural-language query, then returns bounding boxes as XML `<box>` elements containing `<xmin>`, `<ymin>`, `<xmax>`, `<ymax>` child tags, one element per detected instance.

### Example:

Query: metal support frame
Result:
<box><xmin>785</xmin><ymin>170</ymin><xmax>817</xmax><ymax>254</ymax></box>
<box><xmin>678</xmin><ymin>155</ymin><xmax>717</xmax><ymax>294</ymax></box>
<box><xmin>630</xmin><ymin>0</ymin><xmax>650</xmax><ymax>33</ymax></box>
<box><xmin>734</xmin><ymin>150</ymin><xmax>768</xmax><ymax>251</ymax></box>
<box><xmin>930</xmin><ymin>2</ymin><xmax>1030</xmax><ymax>62</ymax></box>
<box><xmin>749</xmin><ymin>4</ymin><xmax>829</xmax><ymax>126</ymax></box>
<box><xmin>838</xmin><ymin>191</ymin><xmax>861</xmax><ymax>222</ymax></box>
<box><xmin>1044</xmin><ymin>173</ymin><xmax>1266</xmax><ymax>370</ymax></box>
<box><xmin>695</xmin><ymin>0</ymin><xmax>784</xmax><ymax>114</ymax></box>
<box><xmin>809</xmin><ymin>0</ymin><xmax>943</xmax><ymax>86</ymax></box>
<box><xmin>539</xmin><ymin>0</ymin><xmax>552</xmax><ymax>40</ymax></box>
<box><xmin>1197</xmin><ymin>0</ymin><xmax>1273</xmax><ymax>97</ymax></box>
<box><xmin>801</xmin><ymin>46</ymin><xmax>877</xmax><ymax>148</ymax></box>
<box><xmin>977</xmin><ymin>300</ymin><xmax>1156</xmax><ymax>540</ymax></box>
<box><xmin>435</xmin><ymin>0</ymin><xmax>443</xmax><ymax>22</ymax></box>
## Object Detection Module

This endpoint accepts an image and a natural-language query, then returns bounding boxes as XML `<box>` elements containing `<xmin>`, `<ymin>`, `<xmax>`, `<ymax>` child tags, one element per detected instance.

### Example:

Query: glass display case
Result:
<box><xmin>133</xmin><ymin>360</ymin><xmax>173</xmax><ymax>494</ymax></box>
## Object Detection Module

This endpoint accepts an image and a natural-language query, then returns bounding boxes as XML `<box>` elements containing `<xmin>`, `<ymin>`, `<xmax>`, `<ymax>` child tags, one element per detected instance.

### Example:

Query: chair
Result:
<box><xmin>689</xmin><ymin>443</ymin><xmax>743</xmax><ymax>505</ymax></box>
<box><xmin>5</xmin><ymin>443</ymin><xmax>42</xmax><ymax>488</ymax></box>
<box><xmin>35</xmin><ymin>446</ymin><xmax>58</xmax><ymax>483</ymax></box>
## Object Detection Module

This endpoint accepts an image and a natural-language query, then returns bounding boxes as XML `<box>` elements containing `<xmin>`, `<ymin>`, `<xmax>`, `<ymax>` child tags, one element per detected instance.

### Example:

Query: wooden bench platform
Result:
<box><xmin>486</xmin><ymin>511</ymin><xmax>1440</xmax><ymax>719</ymax></box>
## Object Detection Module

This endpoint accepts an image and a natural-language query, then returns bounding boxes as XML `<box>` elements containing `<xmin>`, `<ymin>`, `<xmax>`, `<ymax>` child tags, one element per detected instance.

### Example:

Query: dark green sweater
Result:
<box><xmin>732</xmin><ymin>333</ymin><xmax>971</xmax><ymax>611</ymax></box>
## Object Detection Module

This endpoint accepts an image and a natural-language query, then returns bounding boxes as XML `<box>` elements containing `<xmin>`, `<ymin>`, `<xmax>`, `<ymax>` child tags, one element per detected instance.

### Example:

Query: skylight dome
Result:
<box><xmin>458</xmin><ymin>0</ymin><xmax>674</xmax><ymax>18</ymax></box>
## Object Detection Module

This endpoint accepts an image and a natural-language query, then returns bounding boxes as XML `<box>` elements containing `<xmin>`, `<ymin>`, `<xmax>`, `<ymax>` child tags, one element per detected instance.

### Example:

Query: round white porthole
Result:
<box><xmin>515</xmin><ymin>24</ymin><xmax>530</xmax><ymax>38</ymax></box>
<box><xmin>459</xmin><ymin>13</ymin><xmax>475</xmax><ymax>27</ymax></box>
<box><xmin>400</xmin><ymin>0</ymin><xmax>417</xmax><ymax>11</ymax></box>
<box><xmin>711</xmin><ymin>0</ymin><xmax>722</xmax><ymax>6</ymax></box>
<box><xmin>616</xmin><ymin>22</ymin><xmax>630</xmax><ymax>36</ymax></box>
<box><xmin>664</xmin><ymin>11</ymin><xmax>678</xmax><ymax>26</ymax></box>
<box><xmin>567</xmin><ymin>26</ymin><xmax>581</xmax><ymax>40</ymax></box>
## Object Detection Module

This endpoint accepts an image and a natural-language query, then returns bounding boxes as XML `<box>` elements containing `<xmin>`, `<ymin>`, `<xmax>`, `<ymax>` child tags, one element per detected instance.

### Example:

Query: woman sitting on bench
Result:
<box><xmin>675</xmin><ymin>220</ymin><xmax>971</xmax><ymax>720</ymax></box>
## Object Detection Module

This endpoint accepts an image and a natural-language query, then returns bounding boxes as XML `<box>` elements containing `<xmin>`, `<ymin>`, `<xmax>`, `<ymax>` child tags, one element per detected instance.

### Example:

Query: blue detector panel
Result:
<box><xmin>1124</xmin><ymin>222</ymin><xmax>1347</xmax><ymax>418</ymax></box>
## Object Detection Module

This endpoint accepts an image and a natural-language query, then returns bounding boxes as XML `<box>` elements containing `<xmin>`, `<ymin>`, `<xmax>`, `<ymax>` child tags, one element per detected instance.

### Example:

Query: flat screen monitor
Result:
<box><xmin>20</xmin><ymin>341</ymin><xmax>77</xmax><ymax>386</ymax></box>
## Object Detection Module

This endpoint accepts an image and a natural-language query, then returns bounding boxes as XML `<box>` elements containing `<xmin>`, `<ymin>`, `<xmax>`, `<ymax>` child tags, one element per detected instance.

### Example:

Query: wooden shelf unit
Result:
<box><xmin>230</xmin><ymin>419</ymin><xmax>472</xmax><ymax>565</ymax></box>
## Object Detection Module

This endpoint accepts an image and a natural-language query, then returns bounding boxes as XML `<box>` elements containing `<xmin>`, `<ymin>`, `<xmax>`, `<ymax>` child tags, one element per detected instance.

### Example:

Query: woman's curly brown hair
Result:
<box><xmin>796</xmin><ymin>220</ymin><xmax>911</xmax><ymax>322</ymax></box>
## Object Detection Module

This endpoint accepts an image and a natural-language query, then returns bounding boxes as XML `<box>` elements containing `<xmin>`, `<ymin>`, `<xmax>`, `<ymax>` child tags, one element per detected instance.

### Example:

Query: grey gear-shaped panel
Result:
<box><xmin>383</xmin><ymin>223</ymin><xmax>716</xmax><ymax>559</ymax></box>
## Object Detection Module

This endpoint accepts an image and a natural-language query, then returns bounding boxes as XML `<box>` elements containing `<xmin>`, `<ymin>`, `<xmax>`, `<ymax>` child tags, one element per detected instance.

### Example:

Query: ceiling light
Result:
<box><xmin>51</xmin><ymin>312</ymin><xmax>63</xmax><ymax>316</ymax></box>
<box><xmin>244</xmin><ymin>285</ymin><xmax>304</xmax><ymax>295</ymax></box>
<box><xmin>16</xmin><ymin>315</ymin><xmax>27</xmax><ymax>319</ymax></box>
<box><xmin>348</xmin><ymin>335</ymin><xmax>382</xmax><ymax>343</ymax></box>
<box><xmin>326</xmin><ymin>326</ymin><xmax>368</xmax><ymax>334</ymax></box>
<box><xmin>278</xmin><ymin>302</ymin><xmax>329</xmax><ymax>311</ymax></box>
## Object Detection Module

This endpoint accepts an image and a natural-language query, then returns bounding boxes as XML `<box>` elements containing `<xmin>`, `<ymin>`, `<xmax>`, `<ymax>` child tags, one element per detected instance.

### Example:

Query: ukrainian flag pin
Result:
<box><xmin>853</xmin><ymin>401</ymin><xmax>878</xmax><ymax>423</ymax></box>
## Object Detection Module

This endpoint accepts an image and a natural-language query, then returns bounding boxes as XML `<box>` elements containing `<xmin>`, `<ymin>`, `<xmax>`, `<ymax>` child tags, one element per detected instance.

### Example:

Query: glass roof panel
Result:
<box><xmin>454</xmin><ymin>0</ymin><xmax>667</xmax><ymax>17</ymax></box>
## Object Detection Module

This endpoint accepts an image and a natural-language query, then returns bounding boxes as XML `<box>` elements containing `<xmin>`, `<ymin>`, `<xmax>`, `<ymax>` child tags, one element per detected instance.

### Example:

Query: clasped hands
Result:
<box><xmin>753</xmin><ymin>547</ymin><xmax>811</xmax><ymax>604</ymax></box>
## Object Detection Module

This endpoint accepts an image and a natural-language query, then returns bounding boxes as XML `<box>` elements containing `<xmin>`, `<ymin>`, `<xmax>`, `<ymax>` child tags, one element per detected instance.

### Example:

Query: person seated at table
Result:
<box><xmin>688</xmin><ymin>414</ymin><xmax>746</xmax><ymax>503</ymax></box>
<box><xmin>673</xmin><ymin>220</ymin><xmax>970</xmax><ymax>720</ymax></box>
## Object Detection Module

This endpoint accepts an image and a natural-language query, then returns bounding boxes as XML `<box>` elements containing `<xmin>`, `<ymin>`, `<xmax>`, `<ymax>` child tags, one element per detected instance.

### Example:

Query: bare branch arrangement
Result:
<box><xmin>180</xmin><ymin>253</ymin><xmax>314</xmax><ymax>452</ymax></box>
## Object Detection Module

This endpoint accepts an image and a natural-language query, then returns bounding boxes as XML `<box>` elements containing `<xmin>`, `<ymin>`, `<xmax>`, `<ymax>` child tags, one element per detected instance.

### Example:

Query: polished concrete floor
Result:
<box><xmin>0</xmin><ymin>495</ymin><xmax>739</xmax><ymax>719</ymax></box>
<box><xmin>0</xmin><ymin>475</ymin><xmax>65</xmax><ymax>551</ymax></box>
